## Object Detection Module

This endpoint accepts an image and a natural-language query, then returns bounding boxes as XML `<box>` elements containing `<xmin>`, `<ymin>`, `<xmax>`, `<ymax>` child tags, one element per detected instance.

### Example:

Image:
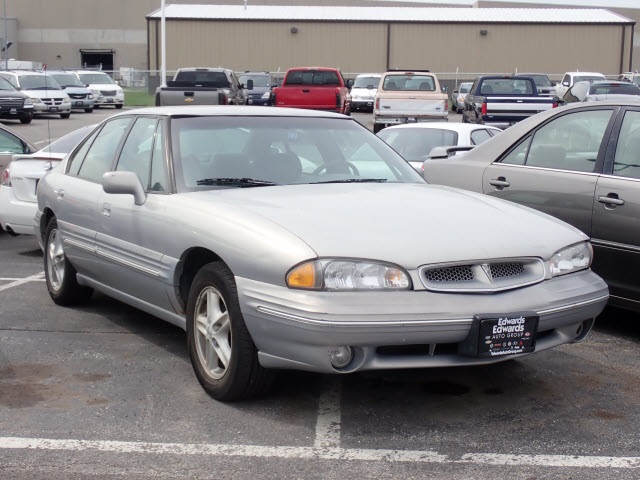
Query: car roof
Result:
<box><xmin>108</xmin><ymin>105</ymin><xmax>350</xmax><ymax>119</ymax></box>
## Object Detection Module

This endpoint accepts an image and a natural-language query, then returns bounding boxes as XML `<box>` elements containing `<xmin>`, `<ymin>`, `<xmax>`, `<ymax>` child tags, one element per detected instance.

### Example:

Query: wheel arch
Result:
<box><xmin>175</xmin><ymin>247</ymin><xmax>228</xmax><ymax>313</ymax></box>
<box><xmin>40</xmin><ymin>208</ymin><xmax>56</xmax><ymax>244</ymax></box>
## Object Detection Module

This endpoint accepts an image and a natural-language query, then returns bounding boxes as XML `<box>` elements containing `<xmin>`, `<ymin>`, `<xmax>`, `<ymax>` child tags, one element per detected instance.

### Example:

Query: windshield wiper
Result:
<box><xmin>311</xmin><ymin>178</ymin><xmax>388</xmax><ymax>184</ymax></box>
<box><xmin>196</xmin><ymin>177</ymin><xmax>277</xmax><ymax>187</ymax></box>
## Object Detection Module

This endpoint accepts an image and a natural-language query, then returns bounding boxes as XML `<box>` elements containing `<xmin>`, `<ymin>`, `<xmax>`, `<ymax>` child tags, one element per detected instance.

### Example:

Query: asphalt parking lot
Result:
<box><xmin>1</xmin><ymin>110</ymin><xmax>640</xmax><ymax>479</ymax></box>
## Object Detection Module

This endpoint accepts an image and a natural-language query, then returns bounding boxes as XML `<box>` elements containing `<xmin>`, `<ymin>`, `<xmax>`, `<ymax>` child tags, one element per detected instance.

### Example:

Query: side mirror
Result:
<box><xmin>562</xmin><ymin>81</ymin><xmax>569</xmax><ymax>87</ymax></box>
<box><xmin>102</xmin><ymin>171</ymin><xmax>147</xmax><ymax>206</ymax></box>
<box><xmin>246</xmin><ymin>79</ymin><xmax>254</xmax><ymax>90</ymax></box>
<box><xmin>346</xmin><ymin>79</ymin><xmax>354</xmax><ymax>88</ymax></box>
<box><xmin>427</xmin><ymin>145</ymin><xmax>475</xmax><ymax>160</ymax></box>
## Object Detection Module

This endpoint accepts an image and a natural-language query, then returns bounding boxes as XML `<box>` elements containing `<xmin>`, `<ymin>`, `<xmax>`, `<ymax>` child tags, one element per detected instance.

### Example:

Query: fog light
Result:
<box><xmin>329</xmin><ymin>346</ymin><xmax>353</xmax><ymax>369</ymax></box>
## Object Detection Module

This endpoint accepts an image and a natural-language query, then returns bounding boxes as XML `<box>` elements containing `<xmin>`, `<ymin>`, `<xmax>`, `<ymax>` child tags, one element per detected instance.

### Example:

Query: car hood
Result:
<box><xmin>185</xmin><ymin>183</ymin><xmax>587</xmax><ymax>267</ymax></box>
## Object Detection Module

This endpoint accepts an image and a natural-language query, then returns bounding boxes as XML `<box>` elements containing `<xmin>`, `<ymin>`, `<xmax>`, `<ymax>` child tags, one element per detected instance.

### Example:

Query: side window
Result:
<box><xmin>500</xmin><ymin>136</ymin><xmax>531</xmax><ymax>166</ymax></box>
<box><xmin>77</xmin><ymin>117</ymin><xmax>132</xmax><ymax>183</ymax></box>
<box><xmin>150</xmin><ymin>123</ymin><xmax>168</xmax><ymax>192</ymax></box>
<box><xmin>0</xmin><ymin>129</ymin><xmax>30</xmax><ymax>154</ymax></box>
<box><xmin>68</xmin><ymin>129</ymin><xmax>100</xmax><ymax>176</ymax></box>
<box><xmin>524</xmin><ymin>110</ymin><xmax>612</xmax><ymax>172</ymax></box>
<box><xmin>613</xmin><ymin>110</ymin><xmax>640</xmax><ymax>180</ymax></box>
<box><xmin>562</xmin><ymin>74</ymin><xmax>570</xmax><ymax>85</ymax></box>
<box><xmin>116</xmin><ymin>117</ymin><xmax>158</xmax><ymax>189</ymax></box>
<box><xmin>470</xmin><ymin>129</ymin><xmax>492</xmax><ymax>145</ymax></box>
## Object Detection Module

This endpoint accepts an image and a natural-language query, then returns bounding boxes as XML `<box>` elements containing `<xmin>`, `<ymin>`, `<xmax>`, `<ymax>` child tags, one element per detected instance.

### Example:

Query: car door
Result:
<box><xmin>95</xmin><ymin>117</ymin><xmax>174</xmax><ymax>311</ymax></box>
<box><xmin>52</xmin><ymin>118</ymin><xmax>132</xmax><ymax>274</ymax></box>
<box><xmin>591</xmin><ymin>107</ymin><xmax>640</xmax><ymax>308</ymax></box>
<box><xmin>481</xmin><ymin>107</ymin><xmax>616</xmax><ymax>236</ymax></box>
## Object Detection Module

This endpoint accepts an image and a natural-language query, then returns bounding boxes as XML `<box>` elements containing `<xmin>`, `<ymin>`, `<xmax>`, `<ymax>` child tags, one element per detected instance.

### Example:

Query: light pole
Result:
<box><xmin>161</xmin><ymin>0</ymin><xmax>166</xmax><ymax>87</ymax></box>
<box><xmin>3</xmin><ymin>0</ymin><xmax>7</xmax><ymax>70</ymax></box>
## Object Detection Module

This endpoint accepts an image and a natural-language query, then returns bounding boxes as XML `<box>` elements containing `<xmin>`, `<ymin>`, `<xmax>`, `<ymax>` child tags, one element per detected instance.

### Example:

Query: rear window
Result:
<box><xmin>173</xmin><ymin>71</ymin><xmax>230</xmax><ymax>88</ymax></box>
<box><xmin>383</xmin><ymin>75</ymin><xmax>435</xmax><ymax>92</ymax></box>
<box><xmin>285</xmin><ymin>70</ymin><xmax>341</xmax><ymax>86</ymax></box>
<box><xmin>353</xmin><ymin>76</ymin><xmax>381</xmax><ymax>88</ymax></box>
<box><xmin>589</xmin><ymin>83</ymin><xmax>640</xmax><ymax>96</ymax></box>
<box><xmin>479</xmin><ymin>78</ymin><xmax>534</xmax><ymax>95</ymax></box>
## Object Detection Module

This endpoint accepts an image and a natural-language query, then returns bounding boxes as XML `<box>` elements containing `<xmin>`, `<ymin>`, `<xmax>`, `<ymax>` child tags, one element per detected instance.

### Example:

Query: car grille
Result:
<box><xmin>419</xmin><ymin>258</ymin><xmax>545</xmax><ymax>293</ymax></box>
<box><xmin>68</xmin><ymin>93</ymin><xmax>87</xmax><ymax>99</ymax></box>
<box><xmin>41</xmin><ymin>98</ymin><xmax>65</xmax><ymax>106</ymax></box>
<box><xmin>100</xmin><ymin>90</ymin><xmax>117</xmax><ymax>96</ymax></box>
<box><xmin>0</xmin><ymin>97</ymin><xmax>25</xmax><ymax>108</ymax></box>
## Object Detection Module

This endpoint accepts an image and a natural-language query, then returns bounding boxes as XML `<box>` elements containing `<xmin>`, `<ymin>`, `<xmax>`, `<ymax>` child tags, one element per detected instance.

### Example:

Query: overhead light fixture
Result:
<box><xmin>290</xmin><ymin>26</ymin><xmax>298</xmax><ymax>34</ymax></box>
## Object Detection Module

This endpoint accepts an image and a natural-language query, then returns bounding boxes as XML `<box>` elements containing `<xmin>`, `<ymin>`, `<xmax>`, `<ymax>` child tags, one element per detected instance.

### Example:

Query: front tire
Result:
<box><xmin>44</xmin><ymin>218</ymin><xmax>93</xmax><ymax>305</ymax></box>
<box><xmin>84</xmin><ymin>108</ymin><xmax>94</xmax><ymax>113</ymax></box>
<box><xmin>60</xmin><ymin>113</ymin><xmax>71</xmax><ymax>119</ymax></box>
<box><xmin>19</xmin><ymin>113</ymin><xmax>33</xmax><ymax>124</ymax></box>
<box><xmin>115</xmin><ymin>104</ymin><xmax>123</xmax><ymax>109</ymax></box>
<box><xmin>186</xmin><ymin>262</ymin><xmax>274</xmax><ymax>401</ymax></box>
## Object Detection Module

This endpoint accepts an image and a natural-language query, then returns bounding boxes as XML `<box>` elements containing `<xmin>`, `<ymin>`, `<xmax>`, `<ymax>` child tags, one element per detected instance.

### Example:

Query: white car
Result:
<box><xmin>72</xmin><ymin>70</ymin><xmax>125</xmax><ymax>109</ymax></box>
<box><xmin>450</xmin><ymin>82</ymin><xmax>472</xmax><ymax>113</ymax></box>
<box><xmin>349</xmin><ymin>73</ymin><xmax>381</xmax><ymax>112</ymax></box>
<box><xmin>376</xmin><ymin>122</ymin><xmax>502</xmax><ymax>173</ymax></box>
<box><xmin>0</xmin><ymin>126</ymin><xmax>94</xmax><ymax>236</ymax></box>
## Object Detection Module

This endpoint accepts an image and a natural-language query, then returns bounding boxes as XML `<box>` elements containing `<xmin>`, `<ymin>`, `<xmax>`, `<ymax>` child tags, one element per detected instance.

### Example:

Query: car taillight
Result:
<box><xmin>218</xmin><ymin>92</ymin><xmax>228</xmax><ymax>105</ymax></box>
<box><xmin>1</xmin><ymin>167</ymin><xmax>10</xmax><ymax>187</ymax></box>
<box><xmin>444</xmin><ymin>100</ymin><xmax>448</xmax><ymax>111</ymax></box>
<box><xmin>375</xmin><ymin>98</ymin><xmax>379</xmax><ymax>110</ymax></box>
<box><xmin>481</xmin><ymin>102</ymin><xmax>487</xmax><ymax>116</ymax></box>
<box><xmin>552</xmin><ymin>101</ymin><xmax>558</xmax><ymax>108</ymax></box>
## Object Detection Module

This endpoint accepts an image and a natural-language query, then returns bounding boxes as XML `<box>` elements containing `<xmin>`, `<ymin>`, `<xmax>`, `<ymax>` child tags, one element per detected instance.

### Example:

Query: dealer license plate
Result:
<box><xmin>50</xmin><ymin>107</ymin><xmax>58</xmax><ymax>112</ymax></box>
<box><xmin>106</xmin><ymin>98</ymin><xmax>114</xmax><ymax>102</ymax></box>
<box><xmin>76</xmin><ymin>101</ymin><xmax>83</xmax><ymax>106</ymax></box>
<box><xmin>477</xmin><ymin>314</ymin><xmax>538</xmax><ymax>357</ymax></box>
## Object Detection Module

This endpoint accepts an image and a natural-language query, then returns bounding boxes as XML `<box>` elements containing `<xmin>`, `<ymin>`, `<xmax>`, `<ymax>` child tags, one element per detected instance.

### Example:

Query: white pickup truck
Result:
<box><xmin>554</xmin><ymin>71</ymin><xmax>606</xmax><ymax>99</ymax></box>
<box><xmin>373</xmin><ymin>70</ymin><xmax>448</xmax><ymax>134</ymax></box>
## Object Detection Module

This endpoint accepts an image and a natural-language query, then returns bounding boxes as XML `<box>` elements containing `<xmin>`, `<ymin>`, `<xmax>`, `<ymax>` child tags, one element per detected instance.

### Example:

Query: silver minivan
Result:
<box><xmin>46</xmin><ymin>71</ymin><xmax>96</xmax><ymax>113</ymax></box>
<box><xmin>0</xmin><ymin>71</ymin><xmax>72</xmax><ymax>119</ymax></box>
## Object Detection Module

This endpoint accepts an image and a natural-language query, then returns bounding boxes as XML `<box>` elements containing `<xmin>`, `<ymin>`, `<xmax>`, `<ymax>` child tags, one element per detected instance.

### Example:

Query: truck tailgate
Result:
<box><xmin>378</xmin><ymin>98</ymin><xmax>446</xmax><ymax>116</ymax></box>
<box><xmin>275</xmin><ymin>87</ymin><xmax>337</xmax><ymax>109</ymax></box>
<box><xmin>486</xmin><ymin>97</ymin><xmax>555</xmax><ymax>115</ymax></box>
<box><xmin>157</xmin><ymin>87</ymin><xmax>220</xmax><ymax>106</ymax></box>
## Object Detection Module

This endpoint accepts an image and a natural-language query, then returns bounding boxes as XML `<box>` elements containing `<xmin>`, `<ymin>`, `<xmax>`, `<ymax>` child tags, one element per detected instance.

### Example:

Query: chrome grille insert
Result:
<box><xmin>419</xmin><ymin>258</ymin><xmax>545</xmax><ymax>293</ymax></box>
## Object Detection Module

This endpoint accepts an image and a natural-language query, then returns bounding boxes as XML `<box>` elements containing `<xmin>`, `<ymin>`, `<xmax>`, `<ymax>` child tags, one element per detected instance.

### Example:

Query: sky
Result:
<box><xmin>374</xmin><ymin>0</ymin><xmax>640</xmax><ymax>8</ymax></box>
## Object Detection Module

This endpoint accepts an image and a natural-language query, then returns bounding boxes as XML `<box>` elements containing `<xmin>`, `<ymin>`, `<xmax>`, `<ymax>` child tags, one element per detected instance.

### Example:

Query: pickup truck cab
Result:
<box><xmin>373</xmin><ymin>70</ymin><xmax>448</xmax><ymax>134</ymax></box>
<box><xmin>463</xmin><ymin>75</ymin><xmax>557</xmax><ymax>129</ymax></box>
<box><xmin>271</xmin><ymin>67</ymin><xmax>352</xmax><ymax>114</ymax></box>
<box><xmin>554</xmin><ymin>71</ymin><xmax>606</xmax><ymax>99</ymax></box>
<box><xmin>155</xmin><ymin>68</ymin><xmax>247</xmax><ymax>107</ymax></box>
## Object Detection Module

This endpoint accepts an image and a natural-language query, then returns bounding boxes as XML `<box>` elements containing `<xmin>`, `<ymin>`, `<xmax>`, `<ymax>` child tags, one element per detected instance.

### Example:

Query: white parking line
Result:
<box><xmin>314</xmin><ymin>376</ymin><xmax>343</xmax><ymax>449</ymax></box>
<box><xmin>1</xmin><ymin>437</ymin><xmax>639</xmax><ymax>468</ymax></box>
<box><xmin>0</xmin><ymin>272</ymin><xmax>46</xmax><ymax>292</ymax></box>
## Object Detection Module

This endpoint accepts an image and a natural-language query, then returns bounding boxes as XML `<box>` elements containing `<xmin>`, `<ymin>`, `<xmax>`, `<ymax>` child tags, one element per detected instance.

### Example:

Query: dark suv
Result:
<box><xmin>238</xmin><ymin>71</ymin><xmax>274</xmax><ymax>106</ymax></box>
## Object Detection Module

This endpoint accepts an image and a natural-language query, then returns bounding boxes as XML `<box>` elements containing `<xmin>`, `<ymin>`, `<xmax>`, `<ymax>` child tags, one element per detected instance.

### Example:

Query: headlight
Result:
<box><xmin>287</xmin><ymin>259</ymin><xmax>411</xmax><ymax>290</ymax></box>
<box><xmin>261</xmin><ymin>91</ymin><xmax>271</xmax><ymax>99</ymax></box>
<box><xmin>30</xmin><ymin>97</ymin><xmax>43</xmax><ymax>104</ymax></box>
<box><xmin>88</xmin><ymin>94</ymin><xmax>94</xmax><ymax>99</ymax></box>
<box><xmin>24</xmin><ymin>98</ymin><xmax>33</xmax><ymax>106</ymax></box>
<box><xmin>549</xmin><ymin>242</ymin><xmax>592</xmax><ymax>277</ymax></box>
<box><xmin>91</xmin><ymin>89</ymin><xmax>101</xmax><ymax>97</ymax></box>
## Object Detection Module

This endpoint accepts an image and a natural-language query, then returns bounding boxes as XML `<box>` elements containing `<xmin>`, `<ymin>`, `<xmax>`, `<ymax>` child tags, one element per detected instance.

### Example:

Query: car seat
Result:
<box><xmin>211</xmin><ymin>153</ymin><xmax>251</xmax><ymax>178</ymax></box>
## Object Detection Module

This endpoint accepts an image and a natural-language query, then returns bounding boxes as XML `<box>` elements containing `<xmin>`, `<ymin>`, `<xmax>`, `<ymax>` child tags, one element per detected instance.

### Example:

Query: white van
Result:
<box><xmin>0</xmin><ymin>70</ymin><xmax>72</xmax><ymax>119</ymax></box>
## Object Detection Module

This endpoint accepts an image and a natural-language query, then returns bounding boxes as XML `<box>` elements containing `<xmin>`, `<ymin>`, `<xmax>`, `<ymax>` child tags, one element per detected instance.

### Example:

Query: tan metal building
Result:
<box><xmin>1</xmin><ymin>1</ymin><xmax>636</xmax><ymax>79</ymax></box>
<box><xmin>146</xmin><ymin>5</ymin><xmax>635</xmax><ymax>77</ymax></box>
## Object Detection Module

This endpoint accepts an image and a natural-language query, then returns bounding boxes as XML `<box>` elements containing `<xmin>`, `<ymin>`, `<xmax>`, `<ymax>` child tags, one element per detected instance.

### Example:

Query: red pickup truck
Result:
<box><xmin>271</xmin><ymin>67</ymin><xmax>353</xmax><ymax>115</ymax></box>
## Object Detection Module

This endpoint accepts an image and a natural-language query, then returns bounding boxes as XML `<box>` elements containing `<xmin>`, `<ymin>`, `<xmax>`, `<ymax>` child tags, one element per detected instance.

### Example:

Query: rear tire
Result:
<box><xmin>186</xmin><ymin>261</ymin><xmax>274</xmax><ymax>401</ymax></box>
<box><xmin>19</xmin><ymin>113</ymin><xmax>33</xmax><ymax>124</ymax></box>
<box><xmin>44</xmin><ymin>217</ymin><xmax>93</xmax><ymax>305</ymax></box>
<box><xmin>115</xmin><ymin>104</ymin><xmax>123</xmax><ymax>109</ymax></box>
<box><xmin>373</xmin><ymin>123</ymin><xmax>384</xmax><ymax>134</ymax></box>
<box><xmin>84</xmin><ymin>108</ymin><xmax>94</xmax><ymax>113</ymax></box>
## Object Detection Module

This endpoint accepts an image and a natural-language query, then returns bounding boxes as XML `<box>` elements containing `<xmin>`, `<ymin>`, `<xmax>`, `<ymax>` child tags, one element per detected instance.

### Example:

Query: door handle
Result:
<box><xmin>54</xmin><ymin>189</ymin><xmax>64</xmax><ymax>198</ymax></box>
<box><xmin>302</xmin><ymin>89</ymin><xmax>310</xmax><ymax>93</ymax></box>
<box><xmin>489</xmin><ymin>177</ymin><xmax>510</xmax><ymax>189</ymax></box>
<box><xmin>101</xmin><ymin>203</ymin><xmax>111</xmax><ymax>217</ymax></box>
<box><xmin>597</xmin><ymin>194</ymin><xmax>624</xmax><ymax>207</ymax></box>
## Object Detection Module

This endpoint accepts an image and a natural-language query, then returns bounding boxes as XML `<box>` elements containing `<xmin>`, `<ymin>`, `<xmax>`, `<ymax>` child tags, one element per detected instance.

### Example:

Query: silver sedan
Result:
<box><xmin>36</xmin><ymin>106</ymin><xmax>608</xmax><ymax>401</ymax></box>
<box><xmin>424</xmin><ymin>100</ymin><xmax>639</xmax><ymax>313</ymax></box>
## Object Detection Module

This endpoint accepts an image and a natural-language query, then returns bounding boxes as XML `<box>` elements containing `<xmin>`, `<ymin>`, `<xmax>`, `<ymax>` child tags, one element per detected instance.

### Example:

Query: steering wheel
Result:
<box><xmin>313</xmin><ymin>162</ymin><xmax>360</xmax><ymax>176</ymax></box>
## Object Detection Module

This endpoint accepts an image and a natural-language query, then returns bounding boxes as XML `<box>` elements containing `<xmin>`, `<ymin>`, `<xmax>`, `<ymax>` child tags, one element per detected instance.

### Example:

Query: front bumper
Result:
<box><xmin>0</xmin><ymin>186</ymin><xmax>36</xmax><ymax>235</ymax></box>
<box><xmin>351</xmin><ymin>100</ymin><xmax>374</xmax><ymax>111</ymax></box>
<box><xmin>237</xmin><ymin>269</ymin><xmax>608</xmax><ymax>373</ymax></box>
<box><xmin>33</xmin><ymin>101</ymin><xmax>71</xmax><ymax>115</ymax></box>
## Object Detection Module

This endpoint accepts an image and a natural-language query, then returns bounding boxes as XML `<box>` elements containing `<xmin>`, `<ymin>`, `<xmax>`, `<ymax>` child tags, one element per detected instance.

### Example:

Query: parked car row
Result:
<box><xmin>0</xmin><ymin>69</ymin><xmax>124</xmax><ymax>125</ymax></box>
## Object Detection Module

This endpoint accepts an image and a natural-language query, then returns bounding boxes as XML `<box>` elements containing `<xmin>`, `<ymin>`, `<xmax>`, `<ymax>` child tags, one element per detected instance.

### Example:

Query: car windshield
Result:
<box><xmin>353</xmin><ymin>76</ymin><xmax>381</xmax><ymax>88</ymax></box>
<box><xmin>459</xmin><ymin>83</ymin><xmax>471</xmax><ymax>93</ymax></box>
<box><xmin>589</xmin><ymin>83</ymin><xmax>640</xmax><ymax>96</ymax></box>
<box><xmin>41</xmin><ymin>125</ymin><xmax>94</xmax><ymax>154</ymax></box>
<box><xmin>0</xmin><ymin>76</ymin><xmax>16</xmax><ymax>91</ymax></box>
<box><xmin>527</xmin><ymin>75</ymin><xmax>551</xmax><ymax>86</ymax></box>
<box><xmin>49</xmin><ymin>73</ymin><xmax>84</xmax><ymax>87</ymax></box>
<box><xmin>77</xmin><ymin>72</ymin><xmax>114</xmax><ymax>85</ymax></box>
<box><xmin>239</xmin><ymin>74</ymin><xmax>270</xmax><ymax>87</ymax></box>
<box><xmin>20</xmin><ymin>75</ymin><xmax>62</xmax><ymax>90</ymax></box>
<box><xmin>377</xmin><ymin>128</ymin><xmax>458</xmax><ymax>162</ymax></box>
<box><xmin>171</xmin><ymin>116</ymin><xmax>423</xmax><ymax>191</ymax></box>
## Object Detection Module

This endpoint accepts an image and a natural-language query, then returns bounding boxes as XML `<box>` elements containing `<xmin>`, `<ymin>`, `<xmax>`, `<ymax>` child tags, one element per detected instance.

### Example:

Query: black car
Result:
<box><xmin>0</xmin><ymin>75</ymin><xmax>34</xmax><ymax>124</ymax></box>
